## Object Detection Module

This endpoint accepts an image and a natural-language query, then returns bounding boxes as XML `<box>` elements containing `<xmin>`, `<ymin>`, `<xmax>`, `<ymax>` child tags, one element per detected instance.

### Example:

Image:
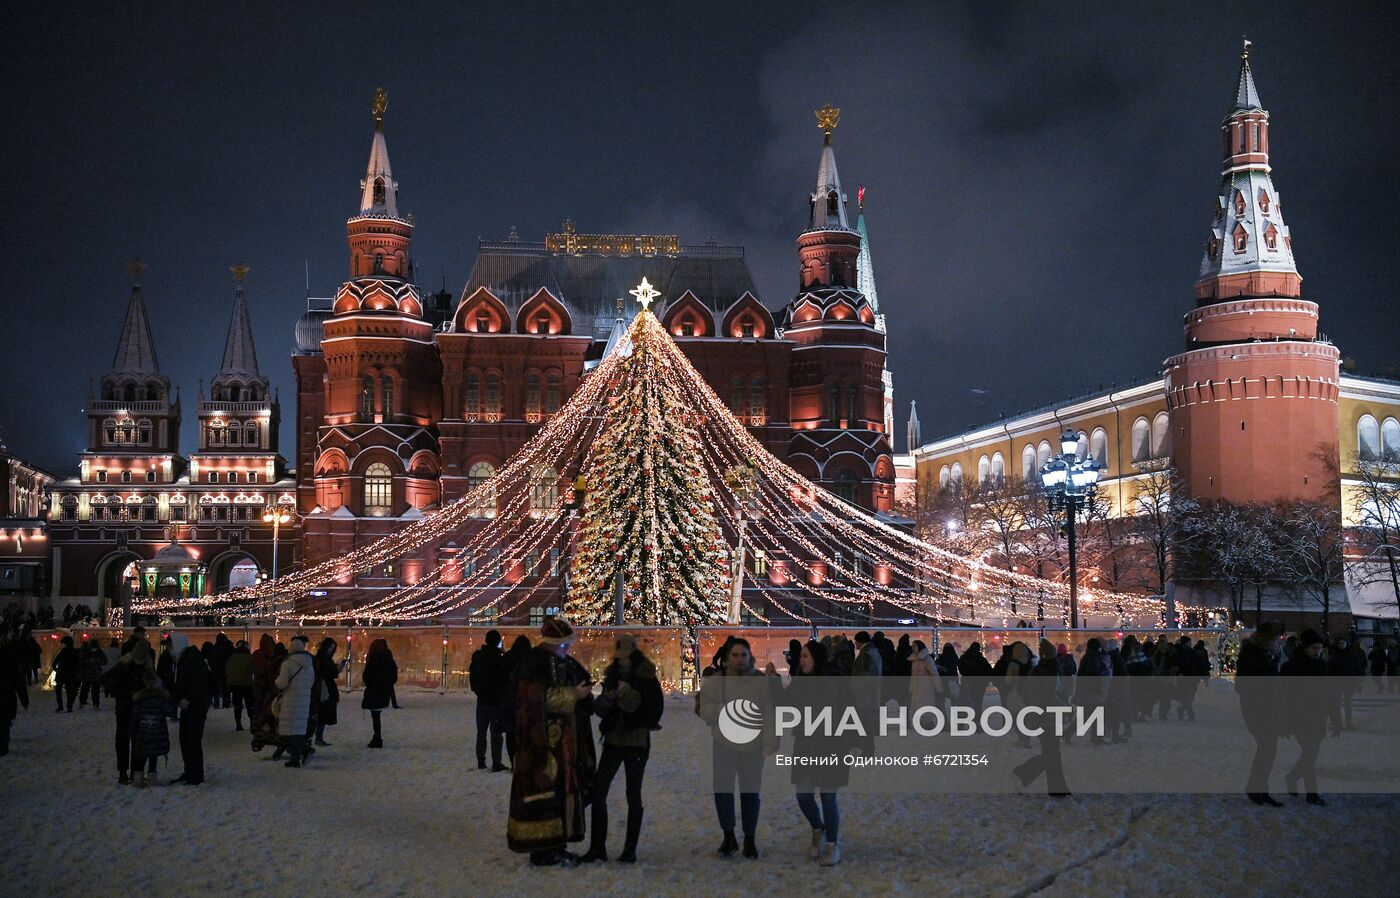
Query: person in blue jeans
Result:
<box><xmin>696</xmin><ymin>637</ymin><xmax>772</xmax><ymax>859</ymax></box>
<box><xmin>787</xmin><ymin>640</ymin><xmax>845</xmax><ymax>866</ymax></box>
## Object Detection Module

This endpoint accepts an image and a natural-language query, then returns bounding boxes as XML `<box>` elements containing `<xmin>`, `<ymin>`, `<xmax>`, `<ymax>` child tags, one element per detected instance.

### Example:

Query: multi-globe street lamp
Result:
<box><xmin>1038</xmin><ymin>430</ymin><xmax>1102</xmax><ymax>629</ymax></box>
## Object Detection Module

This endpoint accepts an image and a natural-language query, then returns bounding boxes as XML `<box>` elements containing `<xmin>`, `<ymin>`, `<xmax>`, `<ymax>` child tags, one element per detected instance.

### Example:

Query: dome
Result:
<box><xmin>295</xmin><ymin>305</ymin><xmax>330</xmax><ymax>354</ymax></box>
<box><xmin>148</xmin><ymin>541</ymin><xmax>199</xmax><ymax>566</ymax></box>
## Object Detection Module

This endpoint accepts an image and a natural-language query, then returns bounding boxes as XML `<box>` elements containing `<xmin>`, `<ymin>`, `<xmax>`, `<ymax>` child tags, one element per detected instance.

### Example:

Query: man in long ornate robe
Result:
<box><xmin>507</xmin><ymin>617</ymin><xmax>596</xmax><ymax>865</ymax></box>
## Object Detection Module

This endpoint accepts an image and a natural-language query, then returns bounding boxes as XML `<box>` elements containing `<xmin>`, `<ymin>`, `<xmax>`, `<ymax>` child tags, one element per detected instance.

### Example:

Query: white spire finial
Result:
<box><xmin>630</xmin><ymin>277</ymin><xmax>660</xmax><ymax>311</ymax></box>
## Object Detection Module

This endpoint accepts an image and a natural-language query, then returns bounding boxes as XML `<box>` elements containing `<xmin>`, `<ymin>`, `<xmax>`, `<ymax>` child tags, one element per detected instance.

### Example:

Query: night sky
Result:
<box><xmin>3</xmin><ymin>2</ymin><xmax>1398</xmax><ymax>474</ymax></box>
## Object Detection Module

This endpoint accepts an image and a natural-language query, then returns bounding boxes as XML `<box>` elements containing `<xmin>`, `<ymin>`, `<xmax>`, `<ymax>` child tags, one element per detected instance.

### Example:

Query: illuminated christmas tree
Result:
<box><xmin>566</xmin><ymin>282</ymin><xmax>731</xmax><ymax>625</ymax></box>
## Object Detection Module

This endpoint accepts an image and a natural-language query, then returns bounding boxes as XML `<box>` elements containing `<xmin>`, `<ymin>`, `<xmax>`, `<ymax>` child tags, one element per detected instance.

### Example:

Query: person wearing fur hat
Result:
<box><xmin>507</xmin><ymin>616</ymin><xmax>596</xmax><ymax>867</ymax></box>
<box><xmin>169</xmin><ymin>633</ymin><xmax>211</xmax><ymax>785</ymax></box>
<box><xmin>1280</xmin><ymin>628</ymin><xmax>1341</xmax><ymax>805</ymax></box>
<box><xmin>579</xmin><ymin>634</ymin><xmax>663</xmax><ymax>864</ymax></box>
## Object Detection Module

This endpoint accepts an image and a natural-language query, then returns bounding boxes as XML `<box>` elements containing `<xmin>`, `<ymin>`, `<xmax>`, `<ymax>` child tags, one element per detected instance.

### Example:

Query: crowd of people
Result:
<box><xmin>3</xmin><ymin>599</ymin><xmax>1398</xmax><ymax>870</ymax></box>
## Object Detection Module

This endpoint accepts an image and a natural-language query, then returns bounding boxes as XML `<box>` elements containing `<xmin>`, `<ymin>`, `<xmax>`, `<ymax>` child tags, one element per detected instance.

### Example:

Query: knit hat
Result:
<box><xmin>540</xmin><ymin>616</ymin><xmax>574</xmax><ymax>645</ymax></box>
<box><xmin>1298</xmin><ymin>628</ymin><xmax>1324</xmax><ymax>649</ymax></box>
<box><xmin>290</xmin><ymin>634</ymin><xmax>309</xmax><ymax>649</ymax></box>
<box><xmin>1056</xmin><ymin>644</ymin><xmax>1070</xmax><ymax>656</ymax></box>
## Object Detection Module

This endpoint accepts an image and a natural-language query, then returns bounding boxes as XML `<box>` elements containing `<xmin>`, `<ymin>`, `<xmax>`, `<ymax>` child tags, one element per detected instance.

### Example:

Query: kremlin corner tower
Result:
<box><xmin>1165</xmin><ymin>45</ymin><xmax>1341</xmax><ymax>507</ymax></box>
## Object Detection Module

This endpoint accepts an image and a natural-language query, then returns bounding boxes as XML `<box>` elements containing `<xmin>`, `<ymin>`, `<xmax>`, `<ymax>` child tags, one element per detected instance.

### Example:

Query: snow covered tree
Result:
<box><xmin>565</xmin><ymin>313</ymin><xmax>731</xmax><ymax>625</ymax></box>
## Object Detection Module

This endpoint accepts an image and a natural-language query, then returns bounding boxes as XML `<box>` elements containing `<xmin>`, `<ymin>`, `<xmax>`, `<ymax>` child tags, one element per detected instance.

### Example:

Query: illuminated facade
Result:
<box><xmin>295</xmin><ymin>99</ymin><xmax>896</xmax><ymax>578</ymax></box>
<box><xmin>912</xmin><ymin>49</ymin><xmax>1400</xmax><ymax>628</ymax></box>
<box><xmin>47</xmin><ymin>264</ymin><xmax>294</xmax><ymax>607</ymax></box>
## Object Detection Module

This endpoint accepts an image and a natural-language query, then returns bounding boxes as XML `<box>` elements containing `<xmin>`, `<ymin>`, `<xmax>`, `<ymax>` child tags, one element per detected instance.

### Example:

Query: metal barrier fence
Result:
<box><xmin>30</xmin><ymin>625</ymin><xmax>1225</xmax><ymax>693</ymax></box>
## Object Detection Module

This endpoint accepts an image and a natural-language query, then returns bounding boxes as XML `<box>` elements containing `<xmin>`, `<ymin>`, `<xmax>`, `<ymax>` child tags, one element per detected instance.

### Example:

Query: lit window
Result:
<box><xmin>529</xmin><ymin>466</ymin><xmax>558</xmax><ymax>519</ymax></box>
<box><xmin>468</xmin><ymin>462</ymin><xmax>496</xmax><ymax>519</ymax></box>
<box><xmin>364</xmin><ymin>463</ymin><xmax>393</xmax><ymax>516</ymax></box>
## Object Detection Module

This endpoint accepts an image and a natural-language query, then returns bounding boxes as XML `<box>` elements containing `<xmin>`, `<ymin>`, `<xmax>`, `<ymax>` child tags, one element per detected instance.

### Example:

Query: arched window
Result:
<box><xmin>950</xmin><ymin>462</ymin><xmax>963</xmax><ymax>486</ymax></box>
<box><xmin>1075</xmin><ymin>431</ymin><xmax>1089</xmax><ymax>462</ymax></box>
<box><xmin>1022</xmin><ymin>445</ymin><xmax>1037</xmax><ymax>482</ymax></box>
<box><xmin>530</xmin><ymin>466</ymin><xmax>558</xmax><ymax>519</ymax></box>
<box><xmin>138</xmin><ymin>420</ymin><xmax>152</xmax><ymax>446</ymax></box>
<box><xmin>990</xmin><ymin>452</ymin><xmax>1005</xmax><ymax>483</ymax></box>
<box><xmin>1132</xmin><ymin>417</ymin><xmax>1151</xmax><ymax>462</ymax></box>
<box><xmin>827</xmin><ymin>190</ymin><xmax>839</xmax><ymax>216</ymax></box>
<box><xmin>977</xmin><ymin>455</ymin><xmax>991</xmax><ymax>484</ymax></box>
<box><xmin>1152</xmin><ymin>412</ymin><xmax>1170</xmax><ymax>458</ymax></box>
<box><xmin>381</xmin><ymin>375</ymin><xmax>394</xmax><ymax>420</ymax></box>
<box><xmin>464</xmin><ymin>371</ymin><xmax>481</xmax><ymax>420</ymax></box>
<box><xmin>730</xmin><ymin>376</ymin><xmax>747</xmax><ymax>420</ymax></box>
<box><xmin>844</xmin><ymin>384</ymin><xmax>858</xmax><ymax>426</ymax></box>
<box><xmin>939</xmin><ymin>465</ymin><xmax>951</xmax><ymax>489</ymax></box>
<box><xmin>833</xmin><ymin>469</ymin><xmax>858</xmax><ymax>503</ymax></box>
<box><xmin>467</xmin><ymin>462</ymin><xmax>496</xmax><ymax>519</ymax></box>
<box><xmin>244</xmin><ymin>423</ymin><xmax>258</xmax><ymax>447</ymax></box>
<box><xmin>525</xmin><ymin>372</ymin><xmax>542</xmax><ymax>422</ymax></box>
<box><xmin>1090</xmin><ymin>427</ymin><xmax>1109</xmax><ymax>469</ymax></box>
<box><xmin>1037</xmin><ymin>440</ymin><xmax>1052</xmax><ymax>469</ymax></box>
<box><xmin>1232</xmin><ymin>223</ymin><xmax>1248</xmax><ymax>253</ymax></box>
<box><xmin>826</xmin><ymin>383</ymin><xmax>840</xmax><ymax>426</ymax></box>
<box><xmin>484</xmin><ymin>373</ymin><xmax>502</xmax><ymax>421</ymax></box>
<box><xmin>361</xmin><ymin>376</ymin><xmax>375</xmax><ymax>421</ymax></box>
<box><xmin>1359</xmin><ymin>414</ymin><xmax>1380</xmax><ymax>458</ymax></box>
<box><xmin>749</xmin><ymin>377</ymin><xmax>767</xmax><ymax>425</ymax></box>
<box><xmin>1382</xmin><ymin>418</ymin><xmax>1400</xmax><ymax>458</ymax></box>
<box><xmin>364</xmin><ymin>463</ymin><xmax>392</xmax><ymax>517</ymax></box>
<box><xmin>372</xmin><ymin>177</ymin><xmax>386</xmax><ymax>206</ymax></box>
<box><xmin>61</xmin><ymin>496</ymin><xmax>77</xmax><ymax>521</ymax></box>
<box><xmin>545</xmin><ymin>373</ymin><xmax>561</xmax><ymax>417</ymax></box>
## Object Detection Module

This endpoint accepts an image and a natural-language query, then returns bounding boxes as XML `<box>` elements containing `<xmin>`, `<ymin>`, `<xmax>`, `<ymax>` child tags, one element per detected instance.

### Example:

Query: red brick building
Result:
<box><xmin>294</xmin><ymin>100</ymin><xmax>896</xmax><ymax>588</ymax></box>
<box><xmin>46</xmin><ymin>263</ymin><xmax>295</xmax><ymax>610</ymax></box>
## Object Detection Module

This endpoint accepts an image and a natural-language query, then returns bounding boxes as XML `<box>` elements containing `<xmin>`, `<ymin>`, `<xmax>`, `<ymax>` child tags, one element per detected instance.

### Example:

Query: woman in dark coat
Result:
<box><xmin>51</xmin><ymin>635</ymin><xmax>81</xmax><ymax>712</ymax></box>
<box><xmin>957</xmin><ymin>642</ymin><xmax>993</xmax><ymax>713</ymax></box>
<box><xmin>1280</xmin><ymin>629</ymin><xmax>1340</xmax><ymax>805</ymax></box>
<box><xmin>0</xmin><ymin>624</ymin><xmax>31</xmax><ymax>756</ymax></box>
<box><xmin>78</xmin><ymin>640</ymin><xmax>106</xmax><ymax>709</ymax></box>
<box><xmin>501</xmin><ymin>635</ymin><xmax>532</xmax><ymax>762</ymax></box>
<box><xmin>579</xmin><ymin>635</ymin><xmax>663</xmax><ymax>864</ymax></box>
<box><xmin>360</xmin><ymin>639</ymin><xmax>398</xmax><ymax>748</ymax></box>
<box><xmin>787</xmin><ymin>640</ymin><xmax>848</xmax><ymax>866</ymax></box>
<box><xmin>314</xmin><ymin>638</ymin><xmax>341</xmax><ymax>746</ymax></box>
<box><xmin>1074</xmin><ymin>638</ymin><xmax>1112</xmax><ymax>745</ymax></box>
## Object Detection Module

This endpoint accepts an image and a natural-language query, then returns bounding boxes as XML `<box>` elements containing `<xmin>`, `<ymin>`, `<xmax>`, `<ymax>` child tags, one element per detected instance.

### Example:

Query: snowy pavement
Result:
<box><xmin>5</xmin><ymin>690</ymin><xmax>1399</xmax><ymax>897</ymax></box>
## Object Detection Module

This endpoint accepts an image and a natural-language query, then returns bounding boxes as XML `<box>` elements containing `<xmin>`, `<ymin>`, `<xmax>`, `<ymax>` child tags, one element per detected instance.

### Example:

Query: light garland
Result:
<box><xmin>134</xmin><ymin>306</ymin><xmax>1172</xmax><ymax>626</ymax></box>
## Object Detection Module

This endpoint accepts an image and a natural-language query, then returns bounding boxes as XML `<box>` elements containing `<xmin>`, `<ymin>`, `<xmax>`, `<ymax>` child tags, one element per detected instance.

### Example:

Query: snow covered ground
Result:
<box><xmin>6</xmin><ymin>689</ymin><xmax>1399</xmax><ymax>897</ymax></box>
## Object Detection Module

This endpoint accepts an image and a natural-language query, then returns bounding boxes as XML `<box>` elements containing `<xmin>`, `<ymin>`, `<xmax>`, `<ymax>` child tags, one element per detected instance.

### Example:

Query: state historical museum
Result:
<box><xmin>291</xmin><ymin>96</ymin><xmax>896</xmax><ymax>577</ymax></box>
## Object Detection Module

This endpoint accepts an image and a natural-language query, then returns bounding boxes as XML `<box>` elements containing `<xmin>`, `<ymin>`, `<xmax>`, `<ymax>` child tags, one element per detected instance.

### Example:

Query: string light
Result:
<box><xmin>134</xmin><ymin>307</ymin><xmax>1173</xmax><ymax>626</ymax></box>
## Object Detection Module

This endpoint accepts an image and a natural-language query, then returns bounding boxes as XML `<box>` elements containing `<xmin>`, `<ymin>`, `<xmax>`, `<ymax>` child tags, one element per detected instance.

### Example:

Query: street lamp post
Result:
<box><xmin>262</xmin><ymin>505</ymin><xmax>293</xmax><ymax>622</ymax></box>
<box><xmin>1038</xmin><ymin>430</ymin><xmax>1102</xmax><ymax>629</ymax></box>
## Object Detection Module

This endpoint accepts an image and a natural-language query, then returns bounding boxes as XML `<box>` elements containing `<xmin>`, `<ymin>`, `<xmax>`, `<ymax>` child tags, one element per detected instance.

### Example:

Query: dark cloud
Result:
<box><xmin>1</xmin><ymin>2</ymin><xmax>1397</xmax><ymax>472</ymax></box>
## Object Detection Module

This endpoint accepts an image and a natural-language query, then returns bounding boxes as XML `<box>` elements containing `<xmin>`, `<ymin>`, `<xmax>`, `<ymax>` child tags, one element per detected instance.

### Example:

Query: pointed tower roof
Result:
<box><xmin>1232</xmin><ymin>40</ymin><xmax>1263</xmax><ymax>112</ymax></box>
<box><xmin>213</xmin><ymin>263</ymin><xmax>265</xmax><ymax>388</ymax></box>
<box><xmin>905</xmin><ymin>400</ymin><xmax>921</xmax><ymax>452</ymax></box>
<box><xmin>359</xmin><ymin>87</ymin><xmax>400</xmax><ymax>217</ymax></box>
<box><xmin>110</xmin><ymin>258</ymin><xmax>161</xmax><ymax>376</ymax></box>
<box><xmin>1195</xmin><ymin>43</ymin><xmax>1300</xmax><ymax>302</ymax></box>
<box><xmin>855</xmin><ymin>185</ymin><xmax>879</xmax><ymax>313</ymax></box>
<box><xmin>810</xmin><ymin>104</ymin><xmax>851</xmax><ymax>231</ymax></box>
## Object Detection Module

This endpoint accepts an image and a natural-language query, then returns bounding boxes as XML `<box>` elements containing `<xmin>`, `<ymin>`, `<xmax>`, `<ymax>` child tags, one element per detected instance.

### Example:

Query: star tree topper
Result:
<box><xmin>630</xmin><ymin>276</ymin><xmax>660</xmax><ymax>311</ymax></box>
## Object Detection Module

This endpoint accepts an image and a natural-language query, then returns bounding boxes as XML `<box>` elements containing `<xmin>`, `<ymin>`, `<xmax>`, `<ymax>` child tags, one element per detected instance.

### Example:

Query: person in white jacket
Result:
<box><xmin>275</xmin><ymin>635</ymin><xmax>316</xmax><ymax>768</ymax></box>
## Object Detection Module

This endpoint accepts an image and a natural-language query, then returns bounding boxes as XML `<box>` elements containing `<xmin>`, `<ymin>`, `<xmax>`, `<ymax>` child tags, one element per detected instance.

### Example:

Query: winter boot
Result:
<box><xmin>820</xmin><ymin>842</ymin><xmax>842</xmax><ymax>866</ymax></box>
<box><xmin>742</xmin><ymin>834</ymin><xmax>758</xmax><ymax>859</ymax></box>
<box><xmin>617</xmin><ymin>808</ymin><xmax>643</xmax><ymax>863</ymax></box>
<box><xmin>367</xmin><ymin>737</ymin><xmax>384</xmax><ymax>748</ymax></box>
<box><xmin>808</xmin><ymin>826</ymin><xmax>824</xmax><ymax>859</ymax></box>
<box><xmin>717</xmin><ymin>830</ymin><xmax>738</xmax><ymax>857</ymax></box>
